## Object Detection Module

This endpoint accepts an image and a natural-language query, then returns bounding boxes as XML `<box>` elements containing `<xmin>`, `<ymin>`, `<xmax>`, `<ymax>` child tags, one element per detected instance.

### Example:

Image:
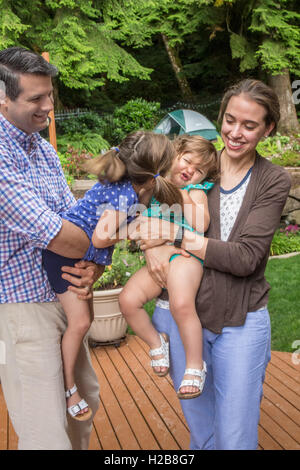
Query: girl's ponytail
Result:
<box><xmin>84</xmin><ymin>148</ymin><xmax>126</xmax><ymax>183</ymax></box>
<box><xmin>153</xmin><ymin>175</ymin><xmax>183</xmax><ymax>207</ymax></box>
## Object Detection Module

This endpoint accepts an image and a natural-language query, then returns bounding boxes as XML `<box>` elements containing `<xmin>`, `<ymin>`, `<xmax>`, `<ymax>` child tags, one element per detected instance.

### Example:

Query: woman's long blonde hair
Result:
<box><xmin>84</xmin><ymin>131</ymin><xmax>182</xmax><ymax>206</ymax></box>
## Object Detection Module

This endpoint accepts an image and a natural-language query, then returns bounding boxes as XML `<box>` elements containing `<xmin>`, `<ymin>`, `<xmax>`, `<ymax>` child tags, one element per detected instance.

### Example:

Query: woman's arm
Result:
<box><xmin>132</xmin><ymin>169</ymin><xmax>291</xmax><ymax>278</ymax></box>
<box><xmin>182</xmin><ymin>169</ymin><xmax>291</xmax><ymax>276</ymax></box>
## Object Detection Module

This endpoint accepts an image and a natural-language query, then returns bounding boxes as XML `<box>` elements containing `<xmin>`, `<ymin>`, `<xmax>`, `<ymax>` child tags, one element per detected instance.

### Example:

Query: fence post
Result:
<box><xmin>42</xmin><ymin>52</ymin><xmax>57</xmax><ymax>151</ymax></box>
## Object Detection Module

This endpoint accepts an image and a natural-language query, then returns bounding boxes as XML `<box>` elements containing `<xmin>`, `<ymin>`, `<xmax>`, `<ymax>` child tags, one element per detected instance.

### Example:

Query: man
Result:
<box><xmin>0</xmin><ymin>47</ymin><xmax>100</xmax><ymax>450</ymax></box>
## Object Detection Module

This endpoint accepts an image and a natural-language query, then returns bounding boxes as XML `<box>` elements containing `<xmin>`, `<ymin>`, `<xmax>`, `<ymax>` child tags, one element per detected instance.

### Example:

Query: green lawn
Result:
<box><xmin>265</xmin><ymin>254</ymin><xmax>300</xmax><ymax>352</ymax></box>
<box><xmin>142</xmin><ymin>255</ymin><xmax>300</xmax><ymax>353</ymax></box>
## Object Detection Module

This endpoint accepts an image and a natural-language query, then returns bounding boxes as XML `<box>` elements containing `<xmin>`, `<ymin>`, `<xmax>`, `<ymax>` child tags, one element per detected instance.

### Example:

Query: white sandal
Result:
<box><xmin>149</xmin><ymin>333</ymin><xmax>170</xmax><ymax>377</ymax></box>
<box><xmin>65</xmin><ymin>384</ymin><xmax>92</xmax><ymax>421</ymax></box>
<box><xmin>177</xmin><ymin>362</ymin><xmax>207</xmax><ymax>399</ymax></box>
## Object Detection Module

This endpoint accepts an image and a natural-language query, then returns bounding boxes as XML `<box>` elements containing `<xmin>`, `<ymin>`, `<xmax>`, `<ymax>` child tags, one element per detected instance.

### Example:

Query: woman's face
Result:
<box><xmin>221</xmin><ymin>93</ymin><xmax>274</xmax><ymax>161</ymax></box>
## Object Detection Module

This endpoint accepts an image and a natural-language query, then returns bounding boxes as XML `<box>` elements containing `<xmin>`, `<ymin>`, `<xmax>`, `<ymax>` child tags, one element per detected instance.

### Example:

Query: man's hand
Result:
<box><xmin>144</xmin><ymin>245</ymin><xmax>190</xmax><ymax>288</ymax></box>
<box><xmin>61</xmin><ymin>260</ymin><xmax>105</xmax><ymax>300</ymax></box>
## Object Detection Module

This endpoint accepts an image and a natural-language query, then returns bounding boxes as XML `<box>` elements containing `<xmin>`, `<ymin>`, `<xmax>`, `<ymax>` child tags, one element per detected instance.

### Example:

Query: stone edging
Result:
<box><xmin>269</xmin><ymin>251</ymin><xmax>300</xmax><ymax>259</ymax></box>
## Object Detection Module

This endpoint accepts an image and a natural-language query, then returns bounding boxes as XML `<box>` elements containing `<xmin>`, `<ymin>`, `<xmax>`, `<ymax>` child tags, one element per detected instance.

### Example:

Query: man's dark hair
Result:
<box><xmin>0</xmin><ymin>47</ymin><xmax>58</xmax><ymax>101</ymax></box>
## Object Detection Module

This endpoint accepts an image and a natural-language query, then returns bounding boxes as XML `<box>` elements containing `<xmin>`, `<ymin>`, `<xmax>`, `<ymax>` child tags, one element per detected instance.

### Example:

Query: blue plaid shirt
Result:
<box><xmin>0</xmin><ymin>114</ymin><xmax>76</xmax><ymax>303</ymax></box>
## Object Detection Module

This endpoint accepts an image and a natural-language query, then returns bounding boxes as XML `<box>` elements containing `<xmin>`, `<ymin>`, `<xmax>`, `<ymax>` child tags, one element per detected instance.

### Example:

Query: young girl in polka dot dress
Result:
<box><xmin>42</xmin><ymin>131</ymin><xmax>181</xmax><ymax>421</ymax></box>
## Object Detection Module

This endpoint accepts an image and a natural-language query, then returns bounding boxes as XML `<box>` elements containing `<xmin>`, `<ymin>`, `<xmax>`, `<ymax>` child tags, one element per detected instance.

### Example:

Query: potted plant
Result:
<box><xmin>88</xmin><ymin>241</ymin><xmax>145</xmax><ymax>347</ymax></box>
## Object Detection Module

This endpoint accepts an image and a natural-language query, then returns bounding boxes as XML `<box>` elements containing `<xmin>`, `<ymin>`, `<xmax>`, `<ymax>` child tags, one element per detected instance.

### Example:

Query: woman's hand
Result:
<box><xmin>128</xmin><ymin>215</ymin><xmax>176</xmax><ymax>243</ymax></box>
<box><xmin>61</xmin><ymin>260</ymin><xmax>105</xmax><ymax>300</ymax></box>
<box><xmin>144</xmin><ymin>245</ymin><xmax>190</xmax><ymax>288</ymax></box>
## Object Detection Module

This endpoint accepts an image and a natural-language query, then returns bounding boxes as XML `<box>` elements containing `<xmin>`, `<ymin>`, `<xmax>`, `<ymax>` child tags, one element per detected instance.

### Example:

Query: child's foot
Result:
<box><xmin>67</xmin><ymin>390</ymin><xmax>88</xmax><ymax>416</ymax></box>
<box><xmin>149</xmin><ymin>333</ymin><xmax>169</xmax><ymax>377</ymax></box>
<box><xmin>177</xmin><ymin>362</ymin><xmax>207</xmax><ymax>399</ymax></box>
<box><xmin>65</xmin><ymin>384</ymin><xmax>92</xmax><ymax>421</ymax></box>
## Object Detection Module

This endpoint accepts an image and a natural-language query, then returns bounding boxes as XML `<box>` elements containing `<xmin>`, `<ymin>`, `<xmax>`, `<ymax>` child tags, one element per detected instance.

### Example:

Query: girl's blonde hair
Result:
<box><xmin>173</xmin><ymin>134</ymin><xmax>220</xmax><ymax>182</ymax></box>
<box><xmin>85</xmin><ymin>131</ymin><xmax>182</xmax><ymax>206</ymax></box>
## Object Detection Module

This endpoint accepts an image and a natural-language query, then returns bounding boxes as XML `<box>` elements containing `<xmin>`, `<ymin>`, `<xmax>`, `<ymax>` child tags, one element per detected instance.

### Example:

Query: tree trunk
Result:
<box><xmin>268</xmin><ymin>69</ymin><xmax>300</xmax><ymax>134</ymax></box>
<box><xmin>161</xmin><ymin>33</ymin><xmax>194</xmax><ymax>103</ymax></box>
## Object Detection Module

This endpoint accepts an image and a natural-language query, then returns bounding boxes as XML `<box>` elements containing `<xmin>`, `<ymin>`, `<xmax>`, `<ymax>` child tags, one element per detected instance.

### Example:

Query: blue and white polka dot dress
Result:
<box><xmin>61</xmin><ymin>179</ymin><xmax>138</xmax><ymax>265</ymax></box>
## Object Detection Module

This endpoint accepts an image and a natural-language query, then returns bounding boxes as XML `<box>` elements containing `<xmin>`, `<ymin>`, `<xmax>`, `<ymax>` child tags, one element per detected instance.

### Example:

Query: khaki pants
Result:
<box><xmin>0</xmin><ymin>302</ymin><xmax>100</xmax><ymax>450</ymax></box>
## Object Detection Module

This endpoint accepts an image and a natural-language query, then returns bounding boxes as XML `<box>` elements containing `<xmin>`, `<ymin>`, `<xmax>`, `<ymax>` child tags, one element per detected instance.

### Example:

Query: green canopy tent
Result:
<box><xmin>154</xmin><ymin>109</ymin><xmax>219</xmax><ymax>141</ymax></box>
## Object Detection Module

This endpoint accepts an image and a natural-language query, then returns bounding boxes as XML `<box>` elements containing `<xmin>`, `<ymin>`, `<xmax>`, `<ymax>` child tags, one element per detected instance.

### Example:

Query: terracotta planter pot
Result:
<box><xmin>89</xmin><ymin>287</ymin><xmax>127</xmax><ymax>346</ymax></box>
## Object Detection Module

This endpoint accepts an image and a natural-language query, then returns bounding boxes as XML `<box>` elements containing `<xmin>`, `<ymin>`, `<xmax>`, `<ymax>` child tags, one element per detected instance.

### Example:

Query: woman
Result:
<box><xmin>129</xmin><ymin>79</ymin><xmax>291</xmax><ymax>450</ymax></box>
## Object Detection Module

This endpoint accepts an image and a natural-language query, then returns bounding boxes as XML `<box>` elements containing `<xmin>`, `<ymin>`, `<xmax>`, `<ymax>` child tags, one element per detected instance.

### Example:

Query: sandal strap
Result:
<box><xmin>178</xmin><ymin>362</ymin><xmax>207</xmax><ymax>394</ymax></box>
<box><xmin>185</xmin><ymin>364</ymin><xmax>207</xmax><ymax>377</ymax></box>
<box><xmin>68</xmin><ymin>399</ymin><xmax>89</xmax><ymax>418</ymax></box>
<box><xmin>65</xmin><ymin>384</ymin><xmax>77</xmax><ymax>398</ymax></box>
<box><xmin>149</xmin><ymin>333</ymin><xmax>170</xmax><ymax>370</ymax></box>
<box><xmin>149</xmin><ymin>345</ymin><xmax>165</xmax><ymax>357</ymax></box>
<box><xmin>179</xmin><ymin>379</ymin><xmax>201</xmax><ymax>388</ymax></box>
<box><xmin>151</xmin><ymin>357</ymin><xmax>169</xmax><ymax>367</ymax></box>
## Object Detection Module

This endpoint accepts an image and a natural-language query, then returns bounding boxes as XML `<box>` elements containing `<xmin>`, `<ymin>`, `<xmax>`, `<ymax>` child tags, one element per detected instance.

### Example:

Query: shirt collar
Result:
<box><xmin>0</xmin><ymin>113</ymin><xmax>41</xmax><ymax>156</ymax></box>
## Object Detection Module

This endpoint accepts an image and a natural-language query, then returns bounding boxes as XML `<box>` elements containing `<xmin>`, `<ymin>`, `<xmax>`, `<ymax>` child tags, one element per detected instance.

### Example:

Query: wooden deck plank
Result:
<box><xmin>90</xmin><ymin>350</ymin><xmax>139</xmax><ymax>449</ymax></box>
<box><xmin>271</xmin><ymin>352</ymin><xmax>300</xmax><ymax>382</ymax></box>
<box><xmin>265</xmin><ymin>371</ymin><xmax>300</xmax><ymax>411</ymax></box>
<box><xmin>261</xmin><ymin>395</ymin><xmax>300</xmax><ymax>443</ymax></box>
<box><xmin>258</xmin><ymin>425</ymin><xmax>283</xmax><ymax>450</ymax></box>
<box><xmin>262</xmin><ymin>382</ymin><xmax>300</xmax><ymax>426</ymax></box>
<box><xmin>259</xmin><ymin>409</ymin><xmax>300</xmax><ymax>450</ymax></box>
<box><xmin>0</xmin><ymin>385</ymin><xmax>8</xmax><ymax>451</ymax></box>
<box><xmin>88</xmin><ymin>424</ymin><xmax>102</xmax><ymax>450</ymax></box>
<box><xmin>114</xmin><ymin>339</ymin><xmax>188</xmax><ymax>449</ymax></box>
<box><xmin>266</xmin><ymin>362</ymin><xmax>300</xmax><ymax>396</ymax></box>
<box><xmin>0</xmin><ymin>340</ymin><xmax>299</xmax><ymax>450</ymax></box>
<box><xmin>8</xmin><ymin>415</ymin><xmax>18</xmax><ymax>450</ymax></box>
<box><xmin>128</xmin><ymin>336</ymin><xmax>189</xmax><ymax>428</ymax></box>
<box><xmin>92</xmin><ymin>345</ymin><xmax>160</xmax><ymax>450</ymax></box>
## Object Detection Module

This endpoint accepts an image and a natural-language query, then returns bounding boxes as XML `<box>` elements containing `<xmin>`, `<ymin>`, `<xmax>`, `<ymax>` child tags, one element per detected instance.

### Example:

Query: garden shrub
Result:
<box><xmin>57</xmin><ymin>132</ymin><xmax>109</xmax><ymax>155</ymax></box>
<box><xmin>56</xmin><ymin>111</ymin><xmax>105</xmax><ymax>135</ymax></box>
<box><xmin>93</xmin><ymin>240</ymin><xmax>146</xmax><ymax>290</ymax></box>
<box><xmin>270</xmin><ymin>225</ymin><xmax>300</xmax><ymax>255</ymax></box>
<box><xmin>105</xmin><ymin>98</ymin><xmax>161</xmax><ymax>144</ymax></box>
<box><xmin>59</xmin><ymin>147</ymin><xmax>95</xmax><ymax>186</ymax></box>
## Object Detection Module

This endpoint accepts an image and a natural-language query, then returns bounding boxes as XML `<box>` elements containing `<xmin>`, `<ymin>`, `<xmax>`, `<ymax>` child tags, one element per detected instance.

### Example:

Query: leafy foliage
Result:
<box><xmin>57</xmin><ymin>132</ymin><xmax>109</xmax><ymax>155</ymax></box>
<box><xmin>0</xmin><ymin>0</ymin><xmax>152</xmax><ymax>90</ymax></box>
<box><xmin>103</xmin><ymin>98</ymin><xmax>161</xmax><ymax>144</ymax></box>
<box><xmin>58</xmin><ymin>147</ymin><xmax>95</xmax><ymax>186</ymax></box>
<box><xmin>93</xmin><ymin>240</ymin><xmax>146</xmax><ymax>290</ymax></box>
<box><xmin>270</xmin><ymin>226</ymin><xmax>300</xmax><ymax>256</ymax></box>
<box><xmin>56</xmin><ymin>111</ymin><xmax>105</xmax><ymax>135</ymax></box>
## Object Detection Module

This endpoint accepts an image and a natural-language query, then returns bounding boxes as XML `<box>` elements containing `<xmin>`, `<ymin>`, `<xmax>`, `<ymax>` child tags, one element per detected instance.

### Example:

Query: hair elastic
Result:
<box><xmin>153</xmin><ymin>173</ymin><xmax>160</xmax><ymax>179</ymax></box>
<box><xmin>111</xmin><ymin>146</ymin><xmax>120</xmax><ymax>153</ymax></box>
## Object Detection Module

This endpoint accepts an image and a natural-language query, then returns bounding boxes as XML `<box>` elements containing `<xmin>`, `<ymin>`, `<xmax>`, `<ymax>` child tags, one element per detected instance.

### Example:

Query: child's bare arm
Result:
<box><xmin>92</xmin><ymin>209</ymin><xmax>127</xmax><ymax>248</ymax></box>
<box><xmin>181</xmin><ymin>189</ymin><xmax>210</xmax><ymax>233</ymax></box>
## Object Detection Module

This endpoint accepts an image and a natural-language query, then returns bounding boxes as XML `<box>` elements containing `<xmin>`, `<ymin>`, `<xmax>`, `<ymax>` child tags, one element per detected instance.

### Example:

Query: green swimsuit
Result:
<box><xmin>143</xmin><ymin>181</ymin><xmax>214</xmax><ymax>264</ymax></box>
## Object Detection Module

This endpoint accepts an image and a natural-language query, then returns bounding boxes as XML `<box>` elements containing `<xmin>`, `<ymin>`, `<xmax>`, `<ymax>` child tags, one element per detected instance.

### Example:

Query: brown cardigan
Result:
<box><xmin>195</xmin><ymin>153</ymin><xmax>291</xmax><ymax>333</ymax></box>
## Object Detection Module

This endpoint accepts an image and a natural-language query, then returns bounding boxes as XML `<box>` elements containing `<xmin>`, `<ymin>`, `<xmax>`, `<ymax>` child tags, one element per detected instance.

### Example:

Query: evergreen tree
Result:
<box><xmin>0</xmin><ymin>0</ymin><xmax>152</xmax><ymax>91</ymax></box>
<box><xmin>197</xmin><ymin>0</ymin><xmax>300</xmax><ymax>132</ymax></box>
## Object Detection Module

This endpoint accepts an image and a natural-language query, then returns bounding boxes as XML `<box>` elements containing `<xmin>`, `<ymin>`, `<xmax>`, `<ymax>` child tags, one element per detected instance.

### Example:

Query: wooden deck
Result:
<box><xmin>0</xmin><ymin>335</ymin><xmax>299</xmax><ymax>450</ymax></box>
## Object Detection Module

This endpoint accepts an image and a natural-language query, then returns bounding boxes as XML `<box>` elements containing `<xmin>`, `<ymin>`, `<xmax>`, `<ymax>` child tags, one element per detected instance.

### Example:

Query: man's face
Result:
<box><xmin>1</xmin><ymin>73</ymin><xmax>54</xmax><ymax>134</ymax></box>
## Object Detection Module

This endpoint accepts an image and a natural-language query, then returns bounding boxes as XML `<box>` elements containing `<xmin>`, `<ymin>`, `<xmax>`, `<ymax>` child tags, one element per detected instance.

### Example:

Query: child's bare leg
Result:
<box><xmin>58</xmin><ymin>290</ymin><xmax>93</xmax><ymax>414</ymax></box>
<box><xmin>119</xmin><ymin>266</ymin><xmax>166</xmax><ymax>373</ymax></box>
<box><xmin>167</xmin><ymin>255</ymin><xmax>204</xmax><ymax>395</ymax></box>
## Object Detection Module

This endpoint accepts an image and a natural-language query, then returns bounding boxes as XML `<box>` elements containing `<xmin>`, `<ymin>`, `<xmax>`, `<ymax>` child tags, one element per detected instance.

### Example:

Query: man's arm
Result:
<box><xmin>47</xmin><ymin>219</ymin><xmax>90</xmax><ymax>258</ymax></box>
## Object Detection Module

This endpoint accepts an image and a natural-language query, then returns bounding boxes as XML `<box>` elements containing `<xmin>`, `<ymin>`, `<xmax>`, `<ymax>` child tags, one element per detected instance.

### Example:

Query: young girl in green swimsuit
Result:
<box><xmin>119</xmin><ymin>135</ymin><xmax>219</xmax><ymax>399</ymax></box>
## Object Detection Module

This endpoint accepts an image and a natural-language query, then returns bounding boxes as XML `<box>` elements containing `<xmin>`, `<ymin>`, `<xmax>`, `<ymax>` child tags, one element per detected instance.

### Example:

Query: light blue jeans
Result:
<box><xmin>152</xmin><ymin>302</ymin><xmax>271</xmax><ymax>450</ymax></box>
